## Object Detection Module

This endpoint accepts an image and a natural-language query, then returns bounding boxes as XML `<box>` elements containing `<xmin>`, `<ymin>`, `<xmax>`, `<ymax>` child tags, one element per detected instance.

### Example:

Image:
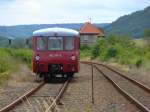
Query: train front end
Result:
<box><xmin>32</xmin><ymin>28</ymin><xmax>80</xmax><ymax>79</ymax></box>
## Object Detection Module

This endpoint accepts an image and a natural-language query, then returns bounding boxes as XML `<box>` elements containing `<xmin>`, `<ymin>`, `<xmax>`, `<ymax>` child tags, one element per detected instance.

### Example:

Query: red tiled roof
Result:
<box><xmin>80</xmin><ymin>22</ymin><xmax>104</xmax><ymax>36</ymax></box>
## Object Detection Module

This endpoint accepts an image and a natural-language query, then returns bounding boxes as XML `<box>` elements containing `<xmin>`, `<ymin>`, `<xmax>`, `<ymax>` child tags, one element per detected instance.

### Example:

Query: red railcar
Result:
<box><xmin>32</xmin><ymin>27</ymin><xmax>80</xmax><ymax>80</ymax></box>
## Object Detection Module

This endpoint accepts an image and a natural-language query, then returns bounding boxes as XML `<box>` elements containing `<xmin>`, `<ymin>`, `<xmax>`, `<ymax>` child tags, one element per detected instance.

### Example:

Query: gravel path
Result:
<box><xmin>97</xmin><ymin>64</ymin><xmax>150</xmax><ymax>110</ymax></box>
<box><xmin>59</xmin><ymin>64</ymin><xmax>92</xmax><ymax>112</ymax></box>
<box><xmin>58</xmin><ymin>63</ymin><xmax>140</xmax><ymax>112</ymax></box>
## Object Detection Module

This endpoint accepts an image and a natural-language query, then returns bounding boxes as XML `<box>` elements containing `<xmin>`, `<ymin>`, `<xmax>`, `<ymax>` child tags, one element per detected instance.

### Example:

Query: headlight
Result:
<box><xmin>35</xmin><ymin>55</ymin><xmax>40</xmax><ymax>61</ymax></box>
<box><xmin>70</xmin><ymin>55</ymin><xmax>76</xmax><ymax>60</ymax></box>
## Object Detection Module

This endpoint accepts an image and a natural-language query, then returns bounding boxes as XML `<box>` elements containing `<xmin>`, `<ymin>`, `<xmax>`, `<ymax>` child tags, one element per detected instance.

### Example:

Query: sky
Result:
<box><xmin>0</xmin><ymin>0</ymin><xmax>150</xmax><ymax>25</ymax></box>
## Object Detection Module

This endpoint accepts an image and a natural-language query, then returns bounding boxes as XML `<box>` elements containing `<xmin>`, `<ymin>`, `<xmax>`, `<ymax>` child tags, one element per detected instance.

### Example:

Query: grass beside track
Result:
<box><xmin>0</xmin><ymin>48</ymin><xmax>32</xmax><ymax>84</ymax></box>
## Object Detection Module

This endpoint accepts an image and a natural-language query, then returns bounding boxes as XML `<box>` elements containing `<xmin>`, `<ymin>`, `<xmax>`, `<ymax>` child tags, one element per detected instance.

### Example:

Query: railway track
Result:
<box><xmin>0</xmin><ymin>78</ymin><xmax>71</xmax><ymax>112</ymax></box>
<box><xmin>81</xmin><ymin>61</ymin><xmax>150</xmax><ymax>112</ymax></box>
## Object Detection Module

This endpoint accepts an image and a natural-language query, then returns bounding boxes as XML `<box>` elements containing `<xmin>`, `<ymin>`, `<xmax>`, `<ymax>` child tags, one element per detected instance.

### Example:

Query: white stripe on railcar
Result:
<box><xmin>33</xmin><ymin>27</ymin><xmax>79</xmax><ymax>37</ymax></box>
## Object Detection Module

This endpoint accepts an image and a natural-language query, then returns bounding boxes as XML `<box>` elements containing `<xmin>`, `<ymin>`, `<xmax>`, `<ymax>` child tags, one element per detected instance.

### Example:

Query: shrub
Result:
<box><xmin>106</xmin><ymin>47</ymin><xmax>118</xmax><ymax>59</ymax></box>
<box><xmin>80</xmin><ymin>44</ymin><xmax>92</xmax><ymax>59</ymax></box>
<box><xmin>91</xmin><ymin>38</ymin><xmax>107</xmax><ymax>59</ymax></box>
<box><xmin>80</xmin><ymin>44</ymin><xmax>91</xmax><ymax>51</ymax></box>
<box><xmin>78</xmin><ymin>34</ymin><xmax>150</xmax><ymax>68</ymax></box>
<box><xmin>90</xmin><ymin>35</ymin><xmax>149</xmax><ymax>68</ymax></box>
<box><xmin>91</xmin><ymin>44</ymin><xmax>100</xmax><ymax>59</ymax></box>
<box><xmin>136</xmin><ymin>59</ymin><xmax>143</xmax><ymax>68</ymax></box>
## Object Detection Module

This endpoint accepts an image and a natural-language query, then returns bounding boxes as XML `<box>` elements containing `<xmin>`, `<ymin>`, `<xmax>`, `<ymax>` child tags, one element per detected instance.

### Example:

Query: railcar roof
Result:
<box><xmin>33</xmin><ymin>27</ymin><xmax>79</xmax><ymax>37</ymax></box>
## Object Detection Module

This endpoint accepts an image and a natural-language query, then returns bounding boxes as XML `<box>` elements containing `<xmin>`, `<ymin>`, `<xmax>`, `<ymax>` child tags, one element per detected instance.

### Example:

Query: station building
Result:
<box><xmin>80</xmin><ymin>22</ymin><xmax>105</xmax><ymax>44</ymax></box>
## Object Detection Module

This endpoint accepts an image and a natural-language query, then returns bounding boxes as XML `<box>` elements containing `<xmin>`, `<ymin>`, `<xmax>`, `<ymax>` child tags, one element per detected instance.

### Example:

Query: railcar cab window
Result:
<box><xmin>48</xmin><ymin>37</ymin><xmax>63</xmax><ymax>50</ymax></box>
<box><xmin>37</xmin><ymin>37</ymin><xmax>46</xmax><ymax>50</ymax></box>
<box><xmin>65</xmin><ymin>37</ymin><xmax>74</xmax><ymax>50</ymax></box>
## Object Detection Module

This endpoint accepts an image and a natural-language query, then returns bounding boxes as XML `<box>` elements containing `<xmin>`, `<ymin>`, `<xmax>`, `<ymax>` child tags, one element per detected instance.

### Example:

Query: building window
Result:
<box><xmin>83</xmin><ymin>35</ymin><xmax>88</xmax><ymax>41</ymax></box>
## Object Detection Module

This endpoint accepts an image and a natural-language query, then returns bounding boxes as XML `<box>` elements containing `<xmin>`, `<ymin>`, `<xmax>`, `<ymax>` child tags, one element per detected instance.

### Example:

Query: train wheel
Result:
<box><xmin>62</xmin><ymin>74</ymin><xmax>67</xmax><ymax>78</ymax></box>
<box><xmin>70</xmin><ymin>73</ymin><xmax>74</xmax><ymax>78</ymax></box>
<box><xmin>62</xmin><ymin>74</ymin><xmax>65</xmax><ymax>77</ymax></box>
<box><xmin>67</xmin><ymin>73</ymin><xmax>74</xmax><ymax>79</ymax></box>
<box><xmin>44</xmin><ymin>74</ymin><xmax>51</xmax><ymax>82</ymax></box>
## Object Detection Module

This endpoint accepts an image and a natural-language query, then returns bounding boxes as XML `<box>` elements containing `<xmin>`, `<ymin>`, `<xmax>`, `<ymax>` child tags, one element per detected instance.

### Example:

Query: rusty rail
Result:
<box><xmin>0</xmin><ymin>77</ymin><xmax>71</xmax><ymax>112</ymax></box>
<box><xmin>80</xmin><ymin>61</ymin><xmax>150</xmax><ymax>112</ymax></box>
<box><xmin>80</xmin><ymin>61</ymin><xmax>150</xmax><ymax>93</ymax></box>
<box><xmin>97</xmin><ymin>63</ymin><xmax>150</xmax><ymax>93</ymax></box>
<box><xmin>94</xmin><ymin>65</ymin><xmax>150</xmax><ymax>112</ymax></box>
<box><xmin>45</xmin><ymin>77</ymin><xmax>71</xmax><ymax>112</ymax></box>
<box><xmin>0</xmin><ymin>82</ymin><xmax>45</xmax><ymax>112</ymax></box>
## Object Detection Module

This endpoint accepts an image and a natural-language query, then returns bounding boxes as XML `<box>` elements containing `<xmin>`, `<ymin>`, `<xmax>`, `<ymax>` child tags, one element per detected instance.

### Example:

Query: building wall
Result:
<box><xmin>80</xmin><ymin>35</ymin><xmax>97</xmax><ymax>44</ymax></box>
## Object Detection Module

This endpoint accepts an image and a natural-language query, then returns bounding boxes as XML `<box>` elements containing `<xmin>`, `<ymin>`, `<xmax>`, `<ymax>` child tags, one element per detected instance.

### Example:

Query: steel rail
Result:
<box><xmin>45</xmin><ymin>77</ymin><xmax>71</xmax><ymax>112</ymax></box>
<box><xmin>80</xmin><ymin>61</ymin><xmax>150</xmax><ymax>93</ymax></box>
<box><xmin>93</xmin><ymin>65</ymin><xmax>150</xmax><ymax>112</ymax></box>
<box><xmin>95</xmin><ymin>63</ymin><xmax>150</xmax><ymax>93</ymax></box>
<box><xmin>0</xmin><ymin>82</ymin><xmax>45</xmax><ymax>112</ymax></box>
<box><xmin>0</xmin><ymin>77</ymin><xmax>71</xmax><ymax>112</ymax></box>
<box><xmin>80</xmin><ymin>61</ymin><xmax>150</xmax><ymax>112</ymax></box>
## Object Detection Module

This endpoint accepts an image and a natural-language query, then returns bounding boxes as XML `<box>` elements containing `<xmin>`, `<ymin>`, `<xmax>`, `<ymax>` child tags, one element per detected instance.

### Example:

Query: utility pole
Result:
<box><xmin>91</xmin><ymin>61</ymin><xmax>94</xmax><ymax>104</ymax></box>
<box><xmin>89</xmin><ymin>17</ymin><xmax>92</xmax><ymax>23</ymax></box>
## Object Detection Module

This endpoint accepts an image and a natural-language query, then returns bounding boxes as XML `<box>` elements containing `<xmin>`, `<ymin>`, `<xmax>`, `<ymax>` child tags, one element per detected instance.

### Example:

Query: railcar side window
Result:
<box><xmin>65</xmin><ymin>37</ymin><xmax>74</xmax><ymax>50</ymax></box>
<box><xmin>37</xmin><ymin>37</ymin><xmax>46</xmax><ymax>50</ymax></box>
<box><xmin>48</xmin><ymin>37</ymin><xmax>63</xmax><ymax>50</ymax></box>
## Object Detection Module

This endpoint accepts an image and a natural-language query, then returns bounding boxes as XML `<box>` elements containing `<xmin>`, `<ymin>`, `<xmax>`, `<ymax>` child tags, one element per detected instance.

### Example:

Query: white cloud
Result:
<box><xmin>0</xmin><ymin>0</ymin><xmax>150</xmax><ymax>25</ymax></box>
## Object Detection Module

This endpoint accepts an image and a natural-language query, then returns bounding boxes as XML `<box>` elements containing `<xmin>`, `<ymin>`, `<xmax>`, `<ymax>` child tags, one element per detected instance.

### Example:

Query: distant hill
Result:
<box><xmin>0</xmin><ymin>35</ymin><xmax>9</xmax><ymax>47</ymax></box>
<box><xmin>0</xmin><ymin>23</ymin><xmax>109</xmax><ymax>39</ymax></box>
<box><xmin>104</xmin><ymin>6</ymin><xmax>150</xmax><ymax>38</ymax></box>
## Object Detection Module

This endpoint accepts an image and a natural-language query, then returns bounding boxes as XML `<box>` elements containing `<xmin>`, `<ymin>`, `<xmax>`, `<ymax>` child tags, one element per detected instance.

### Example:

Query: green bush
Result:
<box><xmin>91</xmin><ymin>45</ymin><xmax>100</xmax><ymax>59</ymax></box>
<box><xmin>106</xmin><ymin>47</ymin><xmax>118</xmax><ymax>59</ymax></box>
<box><xmin>86</xmin><ymin>35</ymin><xmax>150</xmax><ymax>68</ymax></box>
<box><xmin>136</xmin><ymin>59</ymin><xmax>143</xmax><ymax>68</ymax></box>
<box><xmin>80</xmin><ymin>44</ymin><xmax>91</xmax><ymax>51</ymax></box>
<box><xmin>91</xmin><ymin>38</ymin><xmax>107</xmax><ymax>59</ymax></box>
<box><xmin>80</xmin><ymin>44</ymin><xmax>92</xmax><ymax>59</ymax></box>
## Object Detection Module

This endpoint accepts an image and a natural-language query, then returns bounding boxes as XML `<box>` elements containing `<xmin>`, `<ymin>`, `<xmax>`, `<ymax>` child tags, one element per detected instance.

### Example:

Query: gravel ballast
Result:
<box><xmin>58</xmin><ymin>63</ymin><xmax>141</xmax><ymax>112</ymax></box>
<box><xmin>0</xmin><ymin>63</ymin><xmax>145</xmax><ymax>112</ymax></box>
<box><xmin>12</xmin><ymin>81</ymin><xmax>64</xmax><ymax>112</ymax></box>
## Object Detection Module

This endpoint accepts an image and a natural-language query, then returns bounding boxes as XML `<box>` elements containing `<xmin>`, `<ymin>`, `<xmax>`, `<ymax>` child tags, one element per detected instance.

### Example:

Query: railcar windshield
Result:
<box><xmin>37</xmin><ymin>37</ymin><xmax>46</xmax><ymax>50</ymax></box>
<box><xmin>65</xmin><ymin>37</ymin><xmax>74</xmax><ymax>50</ymax></box>
<box><xmin>48</xmin><ymin>37</ymin><xmax>63</xmax><ymax>50</ymax></box>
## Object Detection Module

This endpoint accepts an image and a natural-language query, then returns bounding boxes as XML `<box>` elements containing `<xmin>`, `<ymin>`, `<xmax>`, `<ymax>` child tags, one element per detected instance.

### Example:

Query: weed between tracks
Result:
<box><xmin>22</xmin><ymin>97</ymin><xmax>59</xmax><ymax>112</ymax></box>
